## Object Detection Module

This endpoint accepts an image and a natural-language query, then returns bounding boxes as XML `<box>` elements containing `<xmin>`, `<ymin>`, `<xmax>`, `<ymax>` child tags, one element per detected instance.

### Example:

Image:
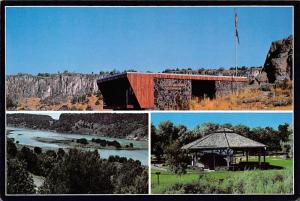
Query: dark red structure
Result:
<box><xmin>97</xmin><ymin>72</ymin><xmax>248</xmax><ymax>110</ymax></box>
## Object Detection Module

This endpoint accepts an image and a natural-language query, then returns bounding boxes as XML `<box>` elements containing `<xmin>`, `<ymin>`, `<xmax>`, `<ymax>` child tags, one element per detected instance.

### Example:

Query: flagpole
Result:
<box><xmin>234</xmin><ymin>8</ymin><xmax>238</xmax><ymax>77</ymax></box>
<box><xmin>234</xmin><ymin>8</ymin><xmax>239</xmax><ymax>97</ymax></box>
<box><xmin>235</xmin><ymin>30</ymin><xmax>238</xmax><ymax>77</ymax></box>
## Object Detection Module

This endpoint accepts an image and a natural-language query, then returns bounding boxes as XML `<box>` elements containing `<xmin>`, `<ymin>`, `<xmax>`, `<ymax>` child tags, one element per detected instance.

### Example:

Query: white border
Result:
<box><xmin>4</xmin><ymin>5</ymin><xmax>294</xmax><ymax>196</ymax></box>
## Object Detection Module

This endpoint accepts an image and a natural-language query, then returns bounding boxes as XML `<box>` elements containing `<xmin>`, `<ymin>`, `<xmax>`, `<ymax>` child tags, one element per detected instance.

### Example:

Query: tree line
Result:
<box><xmin>7</xmin><ymin>138</ymin><xmax>148</xmax><ymax>194</ymax></box>
<box><xmin>151</xmin><ymin>121</ymin><xmax>293</xmax><ymax>174</ymax></box>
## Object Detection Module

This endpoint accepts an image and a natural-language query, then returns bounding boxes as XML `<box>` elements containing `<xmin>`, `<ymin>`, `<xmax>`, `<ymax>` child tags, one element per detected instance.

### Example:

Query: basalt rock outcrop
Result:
<box><xmin>256</xmin><ymin>35</ymin><xmax>293</xmax><ymax>83</ymax></box>
<box><xmin>6</xmin><ymin>73</ymin><xmax>106</xmax><ymax>104</ymax></box>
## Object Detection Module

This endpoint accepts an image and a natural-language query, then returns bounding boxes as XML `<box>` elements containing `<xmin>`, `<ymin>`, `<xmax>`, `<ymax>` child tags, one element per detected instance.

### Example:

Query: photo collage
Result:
<box><xmin>4</xmin><ymin>5</ymin><xmax>294</xmax><ymax>196</ymax></box>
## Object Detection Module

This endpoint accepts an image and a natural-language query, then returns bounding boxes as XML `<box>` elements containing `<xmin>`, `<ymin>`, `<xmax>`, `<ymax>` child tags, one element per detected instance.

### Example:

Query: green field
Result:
<box><xmin>151</xmin><ymin>157</ymin><xmax>293</xmax><ymax>194</ymax></box>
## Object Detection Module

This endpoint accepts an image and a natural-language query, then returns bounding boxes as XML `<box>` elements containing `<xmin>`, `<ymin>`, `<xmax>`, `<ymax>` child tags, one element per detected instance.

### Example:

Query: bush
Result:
<box><xmin>37</xmin><ymin>73</ymin><xmax>50</xmax><ymax>77</ymax></box>
<box><xmin>17</xmin><ymin>146</ymin><xmax>41</xmax><ymax>175</ymax></box>
<box><xmin>46</xmin><ymin>150</ymin><xmax>57</xmax><ymax>158</ymax></box>
<box><xmin>7</xmin><ymin>97</ymin><xmax>17</xmax><ymax>109</ymax></box>
<box><xmin>7</xmin><ymin>159</ymin><xmax>36</xmax><ymax>194</ymax></box>
<box><xmin>39</xmin><ymin>149</ymin><xmax>115</xmax><ymax>194</ymax></box>
<box><xmin>34</xmin><ymin>147</ymin><xmax>42</xmax><ymax>155</ymax></box>
<box><xmin>107</xmin><ymin>140</ymin><xmax>121</xmax><ymax>148</ymax></box>
<box><xmin>71</xmin><ymin>95</ymin><xmax>88</xmax><ymax>104</ymax></box>
<box><xmin>260</xmin><ymin>84</ymin><xmax>271</xmax><ymax>91</ymax></box>
<box><xmin>76</xmin><ymin>138</ymin><xmax>89</xmax><ymax>145</ymax></box>
<box><xmin>274</xmin><ymin>80</ymin><xmax>292</xmax><ymax>90</ymax></box>
<box><xmin>164</xmin><ymin>169</ymin><xmax>293</xmax><ymax>194</ymax></box>
<box><xmin>57</xmin><ymin>148</ymin><xmax>65</xmax><ymax>158</ymax></box>
<box><xmin>7</xmin><ymin>138</ymin><xmax>17</xmax><ymax>158</ymax></box>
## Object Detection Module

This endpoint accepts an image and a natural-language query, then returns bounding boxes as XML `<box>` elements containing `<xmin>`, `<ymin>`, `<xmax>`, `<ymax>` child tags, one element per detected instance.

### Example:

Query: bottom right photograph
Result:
<box><xmin>150</xmin><ymin>112</ymin><xmax>293</xmax><ymax>194</ymax></box>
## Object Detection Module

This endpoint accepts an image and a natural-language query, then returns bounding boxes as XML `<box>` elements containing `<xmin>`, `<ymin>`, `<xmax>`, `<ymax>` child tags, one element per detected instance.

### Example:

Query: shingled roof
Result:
<box><xmin>181</xmin><ymin>128</ymin><xmax>266</xmax><ymax>150</ymax></box>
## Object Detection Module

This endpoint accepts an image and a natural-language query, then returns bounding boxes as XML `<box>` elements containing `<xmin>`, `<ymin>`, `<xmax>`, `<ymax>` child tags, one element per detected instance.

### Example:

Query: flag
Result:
<box><xmin>235</xmin><ymin>9</ymin><xmax>240</xmax><ymax>44</ymax></box>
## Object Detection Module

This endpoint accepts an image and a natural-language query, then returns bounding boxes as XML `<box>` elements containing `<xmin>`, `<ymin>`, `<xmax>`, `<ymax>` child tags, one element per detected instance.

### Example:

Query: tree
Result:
<box><xmin>7</xmin><ymin>138</ymin><xmax>17</xmax><ymax>158</ymax></box>
<box><xmin>18</xmin><ymin>146</ymin><xmax>40</xmax><ymax>175</ymax></box>
<box><xmin>132</xmin><ymin>169</ymin><xmax>148</xmax><ymax>194</ymax></box>
<box><xmin>165</xmin><ymin>141</ymin><xmax>189</xmax><ymax>176</ymax></box>
<box><xmin>34</xmin><ymin>147</ymin><xmax>42</xmax><ymax>155</ymax></box>
<box><xmin>192</xmin><ymin>122</ymin><xmax>220</xmax><ymax>137</ymax></box>
<box><xmin>157</xmin><ymin>121</ymin><xmax>177</xmax><ymax>144</ymax></box>
<box><xmin>151</xmin><ymin>124</ymin><xmax>164</xmax><ymax>161</ymax></box>
<box><xmin>7</xmin><ymin>159</ymin><xmax>36</xmax><ymax>194</ymax></box>
<box><xmin>45</xmin><ymin>150</ymin><xmax>57</xmax><ymax>158</ymax></box>
<box><xmin>278</xmin><ymin>123</ymin><xmax>291</xmax><ymax>142</ymax></box>
<box><xmin>57</xmin><ymin>148</ymin><xmax>65</xmax><ymax>158</ymax></box>
<box><xmin>40</xmin><ymin>149</ymin><xmax>115</xmax><ymax>194</ymax></box>
<box><xmin>280</xmin><ymin>124</ymin><xmax>293</xmax><ymax>158</ymax></box>
<box><xmin>113</xmin><ymin>159</ymin><xmax>146</xmax><ymax>194</ymax></box>
<box><xmin>232</xmin><ymin>124</ymin><xmax>251</xmax><ymax>138</ymax></box>
<box><xmin>76</xmin><ymin>138</ymin><xmax>89</xmax><ymax>145</ymax></box>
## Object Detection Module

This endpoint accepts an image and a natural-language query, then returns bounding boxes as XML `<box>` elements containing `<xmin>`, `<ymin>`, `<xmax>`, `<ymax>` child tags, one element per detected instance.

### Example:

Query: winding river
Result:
<box><xmin>7</xmin><ymin>127</ymin><xmax>148</xmax><ymax>166</ymax></box>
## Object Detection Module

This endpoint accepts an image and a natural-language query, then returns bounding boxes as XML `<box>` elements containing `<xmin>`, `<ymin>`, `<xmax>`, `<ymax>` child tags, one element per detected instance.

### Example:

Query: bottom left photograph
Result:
<box><xmin>6</xmin><ymin>112</ymin><xmax>149</xmax><ymax>195</ymax></box>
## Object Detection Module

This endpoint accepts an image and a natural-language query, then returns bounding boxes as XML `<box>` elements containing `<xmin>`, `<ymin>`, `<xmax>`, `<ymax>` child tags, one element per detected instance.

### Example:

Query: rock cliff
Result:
<box><xmin>256</xmin><ymin>35</ymin><xmax>293</xmax><ymax>83</ymax></box>
<box><xmin>6</xmin><ymin>73</ymin><xmax>104</xmax><ymax>102</ymax></box>
<box><xmin>7</xmin><ymin>113</ymin><xmax>148</xmax><ymax>140</ymax></box>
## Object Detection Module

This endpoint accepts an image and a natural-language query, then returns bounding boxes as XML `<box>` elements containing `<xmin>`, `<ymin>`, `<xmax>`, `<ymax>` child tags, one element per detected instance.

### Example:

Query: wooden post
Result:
<box><xmin>263</xmin><ymin>149</ymin><xmax>266</xmax><ymax>163</ymax></box>
<box><xmin>213</xmin><ymin>154</ymin><xmax>215</xmax><ymax>170</ymax></box>
<box><xmin>226</xmin><ymin>156</ymin><xmax>230</xmax><ymax>169</ymax></box>
<box><xmin>258</xmin><ymin>150</ymin><xmax>261</xmax><ymax>168</ymax></box>
<box><xmin>226</xmin><ymin>149</ymin><xmax>230</xmax><ymax>170</ymax></box>
<box><xmin>246</xmin><ymin>150</ymin><xmax>248</xmax><ymax>162</ymax></box>
<box><xmin>156</xmin><ymin>172</ymin><xmax>161</xmax><ymax>186</ymax></box>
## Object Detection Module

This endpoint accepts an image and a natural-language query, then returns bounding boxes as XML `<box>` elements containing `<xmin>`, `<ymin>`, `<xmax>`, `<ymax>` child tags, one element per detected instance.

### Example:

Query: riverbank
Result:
<box><xmin>7</xmin><ymin>125</ymin><xmax>148</xmax><ymax>141</ymax></box>
<box><xmin>7</xmin><ymin>127</ymin><xmax>148</xmax><ymax>165</ymax></box>
<box><xmin>32</xmin><ymin>136</ymin><xmax>145</xmax><ymax>150</ymax></box>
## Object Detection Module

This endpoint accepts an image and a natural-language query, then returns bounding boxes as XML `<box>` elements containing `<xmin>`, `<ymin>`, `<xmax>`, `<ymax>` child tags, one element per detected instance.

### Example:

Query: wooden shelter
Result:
<box><xmin>181</xmin><ymin>128</ymin><xmax>267</xmax><ymax>170</ymax></box>
<box><xmin>97</xmin><ymin>72</ymin><xmax>248</xmax><ymax>110</ymax></box>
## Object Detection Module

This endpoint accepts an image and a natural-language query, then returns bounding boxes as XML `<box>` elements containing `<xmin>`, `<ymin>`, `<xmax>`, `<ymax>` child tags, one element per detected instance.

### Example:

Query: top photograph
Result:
<box><xmin>5</xmin><ymin>6</ymin><xmax>293</xmax><ymax>111</ymax></box>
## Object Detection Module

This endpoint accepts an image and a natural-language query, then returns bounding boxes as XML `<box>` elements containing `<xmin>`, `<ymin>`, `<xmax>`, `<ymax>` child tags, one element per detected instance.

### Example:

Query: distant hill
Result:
<box><xmin>7</xmin><ymin>113</ymin><xmax>148</xmax><ymax>140</ymax></box>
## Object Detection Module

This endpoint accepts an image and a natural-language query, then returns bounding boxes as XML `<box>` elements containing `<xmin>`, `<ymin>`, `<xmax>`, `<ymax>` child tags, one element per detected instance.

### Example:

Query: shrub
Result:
<box><xmin>7</xmin><ymin>138</ymin><xmax>17</xmax><ymax>158</ymax></box>
<box><xmin>34</xmin><ymin>147</ymin><xmax>42</xmax><ymax>155</ymax></box>
<box><xmin>39</xmin><ymin>149</ymin><xmax>115</xmax><ymax>194</ymax></box>
<box><xmin>76</xmin><ymin>138</ymin><xmax>89</xmax><ymax>145</ymax></box>
<box><xmin>7</xmin><ymin>97</ymin><xmax>17</xmax><ymax>109</ymax></box>
<box><xmin>57</xmin><ymin>148</ymin><xmax>65</xmax><ymax>158</ymax></box>
<box><xmin>7</xmin><ymin>159</ymin><xmax>36</xmax><ymax>194</ymax></box>
<box><xmin>164</xmin><ymin>169</ymin><xmax>293</xmax><ymax>194</ymax></box>
<box><xmin>260</xmin><ymin>84</ymin><xmax>271</xmax><ymax>91</ymax></box>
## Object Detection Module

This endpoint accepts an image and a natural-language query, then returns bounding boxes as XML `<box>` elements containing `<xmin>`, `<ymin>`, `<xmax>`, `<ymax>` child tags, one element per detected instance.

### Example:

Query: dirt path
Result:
<box><xmin>30</xmin><ymin>173</ymin><xmax>45</xmax><ymax>190</ymax></box>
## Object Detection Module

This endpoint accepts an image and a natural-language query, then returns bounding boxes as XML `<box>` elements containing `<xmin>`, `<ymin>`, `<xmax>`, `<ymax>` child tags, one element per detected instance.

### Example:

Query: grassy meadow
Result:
<box><xmin>151</xmin><ymin>156</ymin><xmax>293</xmax><ymax>194</ymax></box>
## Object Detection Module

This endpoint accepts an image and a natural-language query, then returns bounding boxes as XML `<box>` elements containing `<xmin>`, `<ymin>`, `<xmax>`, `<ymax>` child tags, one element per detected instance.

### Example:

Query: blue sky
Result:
<box><xmin>8</xmin><ymin>112</ymin><xmax>62</xmax><ymax>120</ymax></box>
<box><xmin>151</xmin><ymin>112</ymin><xmax>292</xmax><ymax>129</ymax></box>
<box><xmin>6</xmin><ymin>6</ymin><xmax>292</xmax><ymax>75</ymax></box>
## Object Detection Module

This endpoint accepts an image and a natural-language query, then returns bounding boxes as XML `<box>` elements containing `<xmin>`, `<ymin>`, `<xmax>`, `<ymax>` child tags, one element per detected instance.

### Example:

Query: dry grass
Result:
<box><xmin>17</xmin><ymin>98</ymin><xmax>42</xmax><ymax>111</ymax></box>
<box><xmin>189</xmin><ymin>81</ymin><xmax>293</xmax><ymax>110</ymax></box>
<box><xmin>14</xmin><ymin>81</ymin><xmax>293</xmax><ymax>111</ymax></box>
<box><xmin>16</xmin><ymin>95</ymin><xmax>104</xmax><ymax>111</ymax></box>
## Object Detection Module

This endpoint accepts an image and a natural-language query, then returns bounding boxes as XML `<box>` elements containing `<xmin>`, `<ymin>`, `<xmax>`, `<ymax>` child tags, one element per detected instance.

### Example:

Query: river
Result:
<box><xmin>7</xmin><ymin>127</ymin><xmax>148</xmax><ymax>166</ymax></box>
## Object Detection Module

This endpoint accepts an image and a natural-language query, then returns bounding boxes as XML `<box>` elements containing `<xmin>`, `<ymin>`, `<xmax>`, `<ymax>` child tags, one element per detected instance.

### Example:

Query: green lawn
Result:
<box><xmin>151</xmin><ymin>157</ymin><xmax>293</xmax><ymax>194</ymax></box>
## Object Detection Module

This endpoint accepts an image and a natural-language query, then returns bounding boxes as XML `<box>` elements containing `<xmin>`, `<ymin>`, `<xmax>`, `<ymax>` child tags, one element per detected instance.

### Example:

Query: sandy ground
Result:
<box><xmin>30</xmin><ymin>173</ymin><xmax>45</xmax><ymax>190</ymax></box>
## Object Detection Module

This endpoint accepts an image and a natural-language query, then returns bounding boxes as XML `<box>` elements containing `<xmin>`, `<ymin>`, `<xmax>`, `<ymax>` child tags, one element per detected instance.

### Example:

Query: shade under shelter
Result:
<box><xmin>181</xmin><ymin>128</ymin><xmax>267</xmax><ymax>170</ymax></box>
